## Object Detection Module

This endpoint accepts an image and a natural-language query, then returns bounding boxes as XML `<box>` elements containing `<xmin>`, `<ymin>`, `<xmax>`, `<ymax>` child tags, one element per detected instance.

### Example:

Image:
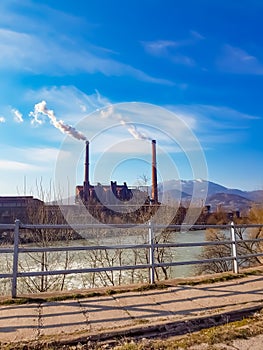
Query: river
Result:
<box><xmin>0</xmin><ymin>229</ymin><xmax>224</xmax><ymax>295</ymax></box>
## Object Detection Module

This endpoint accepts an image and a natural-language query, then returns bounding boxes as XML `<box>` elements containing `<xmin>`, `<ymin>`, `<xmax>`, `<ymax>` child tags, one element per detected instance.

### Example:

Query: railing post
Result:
<box><xmin>12</xmin><ymin>219</ymin><xmax>20</xmax><ymax>298</ymax></box>
<box><xmin>148</xmin><ymin>221</ymin><xmax>155</xmax><ymax>284</ymax></box>
<box><xmin>230</xmin><ymin>221</ymin><xmax>239</xmax><ymax>274</ymax></box>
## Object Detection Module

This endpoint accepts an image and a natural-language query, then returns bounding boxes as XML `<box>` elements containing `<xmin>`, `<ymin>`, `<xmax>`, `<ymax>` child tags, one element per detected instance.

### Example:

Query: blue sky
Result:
<box><xmin>1</xmin><ymin>0</ymin><xmax>263</xmax><ymax>199</ymax></box>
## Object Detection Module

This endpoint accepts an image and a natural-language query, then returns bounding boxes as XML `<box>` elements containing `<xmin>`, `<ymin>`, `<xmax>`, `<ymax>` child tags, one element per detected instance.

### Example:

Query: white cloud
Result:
<box><xmin>0</xmin><ymin>1</ymin><xmax>175</xmax><ymax>86</ymax></box>
<box><xmin>142</xmin><ymin>31</ymin><xmax>204</xmax><ymax>67</ymax></box>
<box><xmin>142</xmin><ymin>40</ymin><xmax>195</xmax><ymax>67</ymax></box>
<box><xmin>0</xmin><ymin>144</ymin><xmax>64</xmax><ymax>167</ymax></box>
<box><xmin>218</xmin><ymin>45</ymin><xmax>263</xmax><ymax>74</ymax></box>
<box><xmin>198</xmin><ymin>105</ymin><xmax>259</xmax><ymax>121</ymax></box>
<box><xmin>0</xmin><ymin>0</ymin><xmax>87</xmax><ymax>38</ymax></box>
<box><xmin>12</xmin><ymin>108</ymin><xmax>23</xmax><ymax>123</ymax></box>
<box><xmin>190</xmin><ymin>30</ymin><xmax>205</xmax><ymax>40</ymax></box>
<box><xmin>166</xmin><ymin>104</ymin><xmax>260</xmax><ymax>146</ymax></box>
<box><xmin>171</xmin><ymin>55</ymin><xmax>195</xmax><ymax>67</ymax></box>
<box><xmin>0</xmin><ymin>159</ymin><xmax>41</xmax><ymax>171</ymax></box>
<box><xmin>0</xmin><ymin>28</ymin><xmax>172</xmax><ymax>85</ymax></box>
<box><xmin>0</xmin><ymin>116</ymin><xmax>5</xmax><ymax>123</ymax></box>
<box><xmin>22</xmin><ymin>147</ymin><xmax>62</xmax><ymax>163</ymax></box>
<box><xmin>143</xmin><ymin>40</ymin><xmax>179</xmax><ymax>55</ymax></box>
<box><xmin>168</xmin><ymin>104</ymin><xmax>259</xmax><ymax>126</ymax></box>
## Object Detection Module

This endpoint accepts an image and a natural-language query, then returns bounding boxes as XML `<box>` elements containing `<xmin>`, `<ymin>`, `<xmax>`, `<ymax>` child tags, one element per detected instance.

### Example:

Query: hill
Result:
<box><xmin>159</xmin><ymin>179</ymin><xmax>263</xmax><ymax>211</ymax></box>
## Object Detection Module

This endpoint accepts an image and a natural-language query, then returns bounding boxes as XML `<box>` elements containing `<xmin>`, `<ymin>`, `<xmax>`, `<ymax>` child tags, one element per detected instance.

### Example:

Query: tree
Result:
<box><xmin>15</xmin><ymin>178</ymin><xmax>81</xmax><ymax>294</ymax></box>
<box><xmin>197</xmin><ymin>206</ymin><xmax>263</xmax><ymax>275</ymax></box>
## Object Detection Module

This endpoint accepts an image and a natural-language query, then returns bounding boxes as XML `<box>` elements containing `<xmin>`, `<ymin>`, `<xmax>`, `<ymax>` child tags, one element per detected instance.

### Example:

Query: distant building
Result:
<box><xmin>75</xmin><ymin>140</ymin><xmax>158</xmax><ymax>206</ymax></box>
<box><xmin>76</xmin><ymin>181</ymin><xmax>133</xmax><ymax>205</ymax></box>
<box><xmin>0</xmin><ymin>196</ymin><xmax>44</xmax><ymax>224</ymax></box>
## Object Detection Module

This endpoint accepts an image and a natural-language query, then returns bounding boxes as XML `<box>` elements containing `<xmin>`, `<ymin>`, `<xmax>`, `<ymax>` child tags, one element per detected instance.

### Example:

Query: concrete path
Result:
<box><xmin>0</xmin><ymin>274</ymin><xmax>263</xmax><ymax>346</ymax></box>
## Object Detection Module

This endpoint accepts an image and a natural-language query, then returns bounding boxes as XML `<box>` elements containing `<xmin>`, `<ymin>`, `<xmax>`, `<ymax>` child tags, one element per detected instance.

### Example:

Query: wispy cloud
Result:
<box><xmin>143</xmin><ymin>40</ymin><xmax>180</xmax><ymax>56</ymax></box>
<box><xmin>166</xmin><ymin>104</ymin><xmax>260</xmax><ymax>144</ymax></box>
<box><xmin>0</xmin><ymin>116</ymin><xmax>5</xmax><ymax>123</ymax></box>
<box><xmin>0</xmin><ymin>0</ymin><xmax>173</xmax><ymax>84</ymax></box>
<box><xmin>0</xmin><ymin>144</ymin><xmax>69</xmax><ymax>167</ymax></box>
<box><xmin>142</xmin><ymin>39</ymin><xmax>195</xmax><ymax>67</ymax></box>
<box><xmin>190</xmin><ymin>30</ymin><xmax>205</xmax><ymax>40</ymax></box>
<box><xmin>142</xmin><ymin>30</ymin><xmax>204</xmax><ymax>67</ymax></box>
<box><xmin>12</xmin><ymin>108</ymin><xmax>23</xmax><ymax>123</ymax></box>
<box><xmin>218</xmin><ymin>45</ymin><xmax>263</xmax><ymax>74</ymax></box>
<box><xmin>199</xmin><ymin>105</ymin><xmax>260</xmax><ymax>121</ymax></box>
<box><xmin>22</xmin><ymin>147</ymin><xmax>65</xmax><ymax>163</ymax></box>
<box><xmin>0</xmin><ymin>159</ymin><xmax>41</xmax><ymax>171</ymax></box>
<box><xmin>0</xmin><ymin>0</ymin><xmax>78</xmax><ymax>30</ymax></box>
<box><xmin>0</xmin><ymin>26</ymin><xmax>172</xmax><ymax>85</ymax></box>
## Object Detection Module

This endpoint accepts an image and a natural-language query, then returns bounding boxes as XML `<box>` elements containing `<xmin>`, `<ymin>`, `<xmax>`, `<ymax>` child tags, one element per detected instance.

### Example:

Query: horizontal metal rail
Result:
<box><xmin>2</xmin><ymin>223</ymin><xmax>263</xmax><ymax>230</ymax></box>
<box><xmin>13</xmin><ymin>240</ymin><xmax>241</xmax><ymax>254</ymax></box>
<box><xmin>17</xmin><ymin>264</ymin><xmax>151</xmax><ymax>278</ymax></box>
<box><xmin>11</xmin><ymin>238</ymin><xmax>263</xmax><ymax>254</ymax></box>
<box><xmin>237</xmin><ymin>252</ymin><xmax>263</xmax><ymax>259</ymax></box>
<box><xmin>15</xmin><ymin>256</ymin><xmax>235</xmax><ymax>278</ymax></box>
<box><xmin>18</xmin><ymin>244</ymin><xmax>151</xmax><ymax>253</ymax></box>
<box><xmin>154</xmin><ymin>256</ymin><xmax>235</xmax><ymax>268</ymax></box>
<box><xmin>0</xmin><ymin>224</ymin><xmax>15</xmax><ymax>230</ymax></box>
<box><xmin>0</xmin><ymin>247</ymin><xmax>15</xmax><ymax>253</ymax></box>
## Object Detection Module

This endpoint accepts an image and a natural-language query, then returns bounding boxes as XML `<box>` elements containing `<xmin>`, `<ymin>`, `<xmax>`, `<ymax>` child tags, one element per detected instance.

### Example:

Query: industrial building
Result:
<box><xmin>75</xmin><ymin>139</ymin><xmax>159</xmax><ymax>206</ymax></box>
<box><xmin>0</xmin><ymin>196</ymin><xmax>44</xmax><ymax>224</ymax></box>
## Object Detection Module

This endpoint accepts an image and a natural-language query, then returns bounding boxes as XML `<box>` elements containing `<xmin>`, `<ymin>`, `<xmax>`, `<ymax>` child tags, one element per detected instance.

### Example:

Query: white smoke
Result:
<box><xmin>100</xmin><ymin>105</ymin><xmax>114</xmax><ymax>119</ymax></box>
<box><xmin>101</xmin><ymin>105</ymin><xmax>150</xmax><ymax>140</ymax></box>
<box><xmin>119</xmin><ymin>120</ymin><xmax>149</xmax><ymax>140</ymax></box>
<box><xmin>12</xmin><ymin>108</ymin><xmax>23</xmax><ymax>123</ymax></box>
<box><xmin>30</xmin><ymin>101</ymin><xmax>87</xmax><ymax>141</ymax></box>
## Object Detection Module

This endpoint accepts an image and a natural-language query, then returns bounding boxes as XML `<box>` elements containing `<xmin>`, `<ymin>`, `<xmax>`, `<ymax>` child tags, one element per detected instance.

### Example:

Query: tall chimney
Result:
<box><xmin>83</xmin><ymin>140</ymin><xmax>90</xmax><ymax>201</ymax></box>
<box><xmin>151</xmin><ymin>140</ymin><xmax>158</xmax><ymax>204</ymax></box>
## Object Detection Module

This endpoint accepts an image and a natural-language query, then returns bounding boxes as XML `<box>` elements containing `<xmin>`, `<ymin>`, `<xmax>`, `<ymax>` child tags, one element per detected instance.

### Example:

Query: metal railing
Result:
<box><xmin>0</xmin><ymin>220</ymin><xmax>263</xmax><ymax>298</ymax></box>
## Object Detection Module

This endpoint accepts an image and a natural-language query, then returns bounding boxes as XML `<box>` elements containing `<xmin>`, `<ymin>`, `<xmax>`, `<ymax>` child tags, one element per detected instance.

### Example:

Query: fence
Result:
<box><xmin>0</xmin><ymin>220</ymin><xmax>263</xmax><ymax>298</ymax></box>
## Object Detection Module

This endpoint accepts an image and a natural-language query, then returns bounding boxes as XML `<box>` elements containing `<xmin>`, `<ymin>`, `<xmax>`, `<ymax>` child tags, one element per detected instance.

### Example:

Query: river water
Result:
<box><xmin>0</xmin><ymin>229</ymin><xmax>218</xmax><ymax>295</ymax></box>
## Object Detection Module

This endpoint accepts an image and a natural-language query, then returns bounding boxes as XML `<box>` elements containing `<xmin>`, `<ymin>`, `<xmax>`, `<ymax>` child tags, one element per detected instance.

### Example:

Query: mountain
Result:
<box><xmin>159</xmin><ymin>179</ymin><xmax>263</xmax><ymax>211</ymax></box>
<box><xmin>206</xmin><ymin>192</ymin><xmax>254</xmax><ymax>211</ymax></box>
<box><xmin>243</xmin><ymin>190</ymin><xmax>263</xmax><ymax>202</ymax></box>
<box><xmin>159</xmin><ymin>179</ymin><xmax>228</xmax><ymax>198</ymax></box>
<box><xmin>159</xmin><ymin>188</ymin><xmax>191</xmax><ymax>203</ymax></box>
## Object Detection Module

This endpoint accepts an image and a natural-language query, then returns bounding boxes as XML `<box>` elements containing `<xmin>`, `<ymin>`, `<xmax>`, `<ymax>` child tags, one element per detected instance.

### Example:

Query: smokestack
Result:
<box><xmin>151</xmin><ymin>140</ymin><xmax>158</xmax><ymax>204</ymax></box>
<box><xmin>83</xmin><ymin>140</ymin><xmax>90</xmax><ymax>201</ymax></box>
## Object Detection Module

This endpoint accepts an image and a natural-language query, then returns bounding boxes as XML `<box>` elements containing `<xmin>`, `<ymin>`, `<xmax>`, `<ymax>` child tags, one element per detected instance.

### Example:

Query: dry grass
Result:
<box><xmin>106</xmin><ymin>310</ymin><xmax>263</xmax><ymax>350</ymax></box>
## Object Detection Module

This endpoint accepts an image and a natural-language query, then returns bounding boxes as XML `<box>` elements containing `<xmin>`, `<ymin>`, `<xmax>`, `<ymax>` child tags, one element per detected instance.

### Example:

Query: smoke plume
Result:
<box><xmin>30</xmin><ymin>101</ymin><xmax>87</xmax><ymax>141</ymax></box>
<box><xmin>119</xmin><ymin>120</ymin><xmax>150</xmax><ymax>140</ymax></box>
<box><xmin>101</xmin><ymin>105</ymin><xmax>150</xmax><ymax>141</ymax></box>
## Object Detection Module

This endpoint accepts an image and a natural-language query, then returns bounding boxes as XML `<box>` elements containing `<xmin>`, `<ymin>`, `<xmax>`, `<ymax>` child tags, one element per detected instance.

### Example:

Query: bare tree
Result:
<box><xmin>197</xmin><ymin>229</ymin><xmax>233</xmax><ymax>274</ymax></box>
<box><xmin>17</xmin><ymin>188</ymin><xmax>77</xmax><ymax>293</ymax></box>
<box><xmin>197</xmin><ymin>206</ymin><xmax>263</xmax><ymax>275</ymax></box>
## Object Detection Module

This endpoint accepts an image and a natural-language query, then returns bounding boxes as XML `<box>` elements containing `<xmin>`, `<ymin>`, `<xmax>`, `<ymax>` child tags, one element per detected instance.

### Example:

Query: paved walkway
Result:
<box><xmin>0</xmin><ymin>274</ymin><xmax>263</xmax><ymax>346</ymax></box>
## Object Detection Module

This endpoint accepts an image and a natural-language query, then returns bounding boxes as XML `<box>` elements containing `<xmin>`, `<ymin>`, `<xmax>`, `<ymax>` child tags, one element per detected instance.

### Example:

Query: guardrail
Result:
<box><xmin>0</xmin><ymin>220</ymin><xmax>263</xmax><ymax>298</ymax></box>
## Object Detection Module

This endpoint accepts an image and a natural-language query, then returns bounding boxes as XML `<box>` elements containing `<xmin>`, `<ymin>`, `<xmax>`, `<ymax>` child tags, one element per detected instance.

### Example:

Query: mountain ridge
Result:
<box><xmin>159</xmin><ymin>179</ymin><xmax>263</xmax><ymax>211</ymax></box>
